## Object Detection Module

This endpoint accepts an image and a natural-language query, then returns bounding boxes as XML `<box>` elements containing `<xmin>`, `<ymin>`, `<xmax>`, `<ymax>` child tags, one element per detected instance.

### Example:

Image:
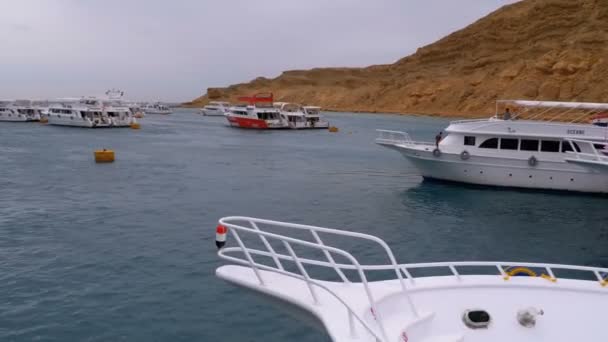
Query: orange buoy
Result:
<box><xmin>94</xmin><ymin>149</ymin><xmax>115</xmax><ymax>163</ymax></box>
<box><xmin>216</xmin><ymin>224</ymin><xmax>228</xmax><ymax>249</ymax></box>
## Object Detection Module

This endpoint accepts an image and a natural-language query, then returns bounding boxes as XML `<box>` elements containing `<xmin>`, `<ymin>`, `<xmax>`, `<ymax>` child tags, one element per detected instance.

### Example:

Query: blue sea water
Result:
<box><xmin>1</xmin><ymin>110</ymin><xmax>607</xmax><ymax>341</ymax></box>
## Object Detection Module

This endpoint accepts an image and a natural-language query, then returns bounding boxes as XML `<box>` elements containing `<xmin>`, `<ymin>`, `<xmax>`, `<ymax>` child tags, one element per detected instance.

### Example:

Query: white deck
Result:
<box><xmin>214</xmin><ymin>217</ymin><xmax>608</xmax><ymax>342</ymax></box>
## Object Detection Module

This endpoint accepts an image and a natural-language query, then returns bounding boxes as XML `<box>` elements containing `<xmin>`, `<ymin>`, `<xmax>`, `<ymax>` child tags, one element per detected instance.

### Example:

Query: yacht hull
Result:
<box><xmin>226</xmin><ymin>115</ymin><xmax>286</xmax><ymax>129</ymax></box>
<box><xmin>144</xmin><ymin>110</ymin><xmax>171</xmax><ymax>115</ymax></box>
<box><xmin>397</xmin><ymin>148</ymin><xmax>608</xmax><ymax>193</ymax></box>
<box><xmin>48</xmin><ymin>115</ymin><xmax>112</xmax><ymax>128</ymax></box>
<box><xmin>201</xmin><ymin>108</ymin><xmax>225</xmax><ymax>116</ymax></box>
<box><xmin>0</xmin><ymin>114</ymin><xmax>40</xmax><ymax>122</ymax></box>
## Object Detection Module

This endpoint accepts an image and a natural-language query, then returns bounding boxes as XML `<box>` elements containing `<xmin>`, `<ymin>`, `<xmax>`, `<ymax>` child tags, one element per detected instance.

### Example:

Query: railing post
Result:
<box><xmin>449</xmin><ymin>264</ymin><xmax>461</xmax><ymax>281</ymax></box>
<box><xmin>230</xmin><ymin>229</ymin><xmax>265</xmax><ymax>286</ymax></box>
<box><xmin>282</xmin><ymin>241</ymin><xmax>320</xmax><ymax>305</ymax></box>
<box><xmin>310</xmin><ymin>230</ymin><xmax>350</xmax><ymax>283</ymax></box>
<box><xmin>497</xmin><ymin>264</ymin><xmax>507</xmax><ymax>278</ymax></box>
<box><xmin>250</xmin><ymin>221</ymin><xmax>285</xmax><ymax>271</ymax></box>
<box><xmin>400</xmin><ymin>267</ymin><xmax>415</xmax><ymax>285</ymax></box>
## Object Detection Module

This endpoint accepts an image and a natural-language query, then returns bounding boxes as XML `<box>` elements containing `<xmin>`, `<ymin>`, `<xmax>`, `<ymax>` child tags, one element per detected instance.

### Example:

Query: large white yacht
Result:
<box><xmin>0</xmin><ymin>100</ymin><xmax>42</xmax><ymax>122</ymax></box>
<box><xmin>200</xmin><ymin>101</ymin><xmax>230</xmax><ymax>116</ymax></box>
<box><xmin>274</xmin><ymin>102</ymin><xmax>330</xmax><ymax>129</ymax></box>
<box><xmin>47</xmin><ymin>97</ymin><xmax>136</xmax><ymax>128</ymax></box>
<box><xmin>215</xmin><ymin>216</ymin><xmax>608</xmax><ymax>342</ymax></box>
<box><xmin>377</xmin><ymin>100</ymin><xmax>608</xmax><ymax>193</ymax></box>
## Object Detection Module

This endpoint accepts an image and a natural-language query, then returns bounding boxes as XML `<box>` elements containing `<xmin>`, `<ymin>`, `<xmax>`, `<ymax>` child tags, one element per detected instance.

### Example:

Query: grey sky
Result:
<box><xmin>0</xmin><ymin>0</ymin><xmax>517</xmax><ymax>102</ymax></box>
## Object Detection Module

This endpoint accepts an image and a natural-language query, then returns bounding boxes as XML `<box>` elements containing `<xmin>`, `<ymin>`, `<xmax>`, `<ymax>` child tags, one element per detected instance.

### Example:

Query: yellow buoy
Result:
<box><xmin>40</xmin><ymin>117</ymin><xmax>49</xmax><ymax>124</ymax></box>
<box><xmin>328</xmin><ymin>126</ymin><xmax>339</xmax><ymax>133</ymax></box>
<box><xmin>94</xmin><ymin>149</ymin><xmax>115</xmax><ymax>163</ymax></box>
<box><xmin>130</xmin><ymin>122</ymin><xmax>141</xmax><ymax>129</ymax></box>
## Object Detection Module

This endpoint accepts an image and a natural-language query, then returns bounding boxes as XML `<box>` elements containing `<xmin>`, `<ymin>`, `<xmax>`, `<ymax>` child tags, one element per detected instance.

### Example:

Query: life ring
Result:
<box><xmin>460</xmin><ymin>150</ymin><xmax>470</xmax><ymax>160</ymax></box>
<box><xmin>528</xmin><ymin>156</ymin><xmax>537</xmax><ymax>167</ymax></box>
<box><xmin>433</xmin><ymin>148</ymin><xmax>441</xmax><ymax>157</ymax></box>
<box><xmin>506</xmin><ymin>266</ymin><xmax>537</xmax><ymax>277</ymax></box>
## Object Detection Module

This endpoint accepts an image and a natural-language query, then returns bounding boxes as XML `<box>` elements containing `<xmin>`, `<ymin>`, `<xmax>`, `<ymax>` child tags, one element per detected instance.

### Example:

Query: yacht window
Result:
<box><xmin>541</xmin><ymin>140</ymin><xmax>560</xmax><ymax>152</ymax></box>
<box><xmin>500</xmin><ymin>138</ymin><xmax>518</xmax><ymax>150</ymax></box>
<box><xmin>479</xmin><ymin>138</ymin><xmax>498</xmax><ymax>149</ymax></box>
<box><xmin>464</xmin><ymin>136</ymin><xmax>476</xmax><ymax>146</ymax></box>
<box><xmin>520</xmin><ymin>139</ymin><xmax>539</xmax><ymax>151</ymax></box>
<box><xmin>561</xmin><ymin>141</ymin><xmax>581</xmax><ymax>153</ymax></box>
<box><xmin>593</xmin><ymin>143</ymin><xmax>606</xmax><ymax>150</ymax></box>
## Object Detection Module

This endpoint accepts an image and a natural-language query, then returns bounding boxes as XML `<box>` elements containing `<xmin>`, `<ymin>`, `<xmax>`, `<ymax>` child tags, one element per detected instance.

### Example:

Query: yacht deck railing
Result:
<box><xmin>375</xmin><ymin>129</ymin><xmax>435</xmax><ymax>147</ymax></box>
<box><xmin>216</xmin><ymin>216</ymin><xmax>608</xmax><ymax>342</ymax></box>
<box><xmin>564</xmin><ymin>138</ymin><xmax>608</xmax><ymax>164</ymax></box>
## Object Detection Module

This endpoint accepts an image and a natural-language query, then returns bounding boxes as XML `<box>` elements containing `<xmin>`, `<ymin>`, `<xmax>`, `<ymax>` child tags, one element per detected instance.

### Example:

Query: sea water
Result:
<box><xmin>1</xmin><ymin>110</ymin><xmax>607</xmax><ymax>341</ymax></box>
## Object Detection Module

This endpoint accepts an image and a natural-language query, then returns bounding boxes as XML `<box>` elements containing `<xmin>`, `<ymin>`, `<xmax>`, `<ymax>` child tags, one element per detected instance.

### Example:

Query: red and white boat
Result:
<box><xmin>225</xmin><ymin>93</ymin><xmax>287</xmax><ymax>129</ymax></box>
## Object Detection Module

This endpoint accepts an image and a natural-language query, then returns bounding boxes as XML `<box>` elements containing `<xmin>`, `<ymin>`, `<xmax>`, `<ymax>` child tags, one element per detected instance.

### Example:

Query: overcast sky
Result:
<box><xmin>0</xmin><ymin>0</ymin><xmax>517</xmax><ymax>102</ymax></box>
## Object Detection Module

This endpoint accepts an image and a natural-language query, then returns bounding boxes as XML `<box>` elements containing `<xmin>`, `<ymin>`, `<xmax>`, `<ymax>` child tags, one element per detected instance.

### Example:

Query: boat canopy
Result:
<box><xmin>494</xmin><ymin>99</ymin><xmax>608</xmax><ymax>123</ymax></box>
<box><xmin>499</xmin><ymin>100</ymin><xmax>608</xmax><ymax>111</ymax></box>
<box><xmin>238</xmin><ymin>93</ymin><xmax>274</xmax><ymax>107</ymax></box>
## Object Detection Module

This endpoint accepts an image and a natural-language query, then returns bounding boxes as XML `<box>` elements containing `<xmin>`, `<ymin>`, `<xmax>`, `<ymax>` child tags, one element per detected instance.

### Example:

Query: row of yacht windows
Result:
<box><xmin>257</xmin><ymin>112</ymin><xmax>279</xmax><ymax>120</ymax></box>
<box><xmin>465</xmin><ymin>136</ymin><xmax>582</xmax><ymax>153</ymax></box>
<box><xmin>51</xmin><ymin>109</ymin><xmax>74</xmax><ymax>114</ymax></box>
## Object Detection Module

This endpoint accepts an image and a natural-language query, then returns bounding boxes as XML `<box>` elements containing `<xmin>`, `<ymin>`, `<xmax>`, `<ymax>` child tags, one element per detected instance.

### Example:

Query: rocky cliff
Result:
<box><xmin>188</xmin><ymin>0</ymin><xmax>608</xmax><ymax>117</ymax></box>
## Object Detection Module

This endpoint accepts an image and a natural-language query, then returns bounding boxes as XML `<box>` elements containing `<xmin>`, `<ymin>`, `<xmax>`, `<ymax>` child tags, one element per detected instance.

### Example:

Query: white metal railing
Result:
<box><xmin>375</xmin><ymin>129</ymin><xmax>435</xmax><ymax>147</ymax></box>
<box><xmin>564</xmin><ymin>138</ymin><xmax>608</xmax><ymax>164</ymax></box>
<box><xmin>216</xmin><ymin>217</ymin><xmax>608</xmax><ymax>342</ymax></box>
<box><xmin>449</xmin><ymin>118</ymin><xmax>493</xmax><ymax>125</ymax></box>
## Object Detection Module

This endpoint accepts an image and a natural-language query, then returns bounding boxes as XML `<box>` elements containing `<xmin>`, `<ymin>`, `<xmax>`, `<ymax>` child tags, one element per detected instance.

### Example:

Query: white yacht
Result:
<box><xmin>274</xmin><ymin>102</ymin><xmax>330</xmax><ymax>129</ymax></box>
<box><xmin>143</xmin><ymin>103</ymin><xmax>172</xmax><ymax>115</ymax></box>
<box><xmin>215</xmin><ymin>216</ymin><xmax>608</xmax><ymax>342</ymax></box>
<box><xmin>377</xmin><ymin>100</ymin><xmax>608</xmax><ymax>193</ymax></box>
<box><xmin>0</xmin><ymin>100</ymin><xmax>42</xmax><ymax>122</ymax></box>
<box><xmin>200</xmin><ymin>101</ymin><xmax>230</xmax><ymax>116</ymax></box>
<box><xmin>47</xmin><ymin>97</ymin><xmax>136</xmax><ymax>128</ymax></box>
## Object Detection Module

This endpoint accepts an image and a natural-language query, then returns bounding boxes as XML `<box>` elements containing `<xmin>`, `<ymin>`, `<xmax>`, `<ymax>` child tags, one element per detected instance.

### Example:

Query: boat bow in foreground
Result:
<box><xmin>215</xmin><ymin>216</ymin><xmax>608</xmax><ymax>342</ymax></box>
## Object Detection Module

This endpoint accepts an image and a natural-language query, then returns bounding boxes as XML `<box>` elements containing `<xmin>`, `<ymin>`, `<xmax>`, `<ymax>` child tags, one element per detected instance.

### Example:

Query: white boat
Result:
<box><xmin>126</xmin><ymin>103</ymin><xmax>144</xmax><ymax>118</ymax></box>
<box><xmin>274</xmin><ymin>102</ymin><xmax>330</xmax><ymax>129</ymax></box>
<box><xmin>200</xmin><ymin>101</ymin><xmax>230</xmax><ymax>116</ymax></box>
<box><xmin>0</xmin><ymin>100</ymin><xmax>42</xmax><ymax>122</ymax></box>
<box><xmin>143</xmin><ymin>103</ymin><xmax>172</xmax><ymax>115</ymax></box>
<box><xmin>377</xmin><ymin>100</ymin><xmax>608</xmax><ymax>193</ymax></box>
<box><xmin>103</xmin><ymin>89</ymin><xmax>145</xmax><ymax>118</ymax></box>
<box><xmin>47</xmin><ymin>97</ymin><xmax>136</xmax><ymax>128</ymax></box>
<box><xmin>215</xmin><ymin>216</ymin><xmax>608</xmax><ymax>342</ymax></box>
<box><xmin>225</xmin><ymin>93</ymin><xmax>287</xmax><ymax>129</ymax></box>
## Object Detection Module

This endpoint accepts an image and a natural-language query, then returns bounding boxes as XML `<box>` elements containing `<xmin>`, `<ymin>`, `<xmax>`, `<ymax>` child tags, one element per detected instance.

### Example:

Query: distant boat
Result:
<box><xmin>200</xmin><ymin>101</ymin><xmax>231</xmax><ymax>116</ymax></box>
<box><xmin>143</xmin><ymin>103</ymin><xmax>172</xmax><ymax>115</ymax></box>
<box><xmin>47</xmin><ymin>96</ymin><xmax>137</xmax><ymax>128</ymax></box>
<box><xmin>273</xmin><ymin>102</ymin><xmax>329</xmax><ymax>129</ymax></box>
<box><xmin>0</xmin><ymin>100</ymin><xmax>42</xmax><ymax>122</ymax></box>
<box><xmin>225</xmin><ymin>93</ymin><xmax>286</xmax><ymax>129</ymax></box>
